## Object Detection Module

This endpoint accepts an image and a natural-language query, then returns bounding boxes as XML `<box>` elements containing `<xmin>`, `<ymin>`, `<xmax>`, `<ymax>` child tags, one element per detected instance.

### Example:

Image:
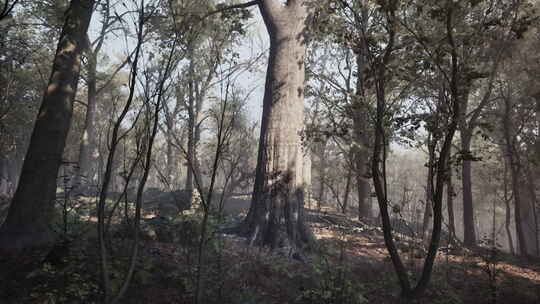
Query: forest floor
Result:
<box><xmin>123</xmin><ymin>207</ymin><xmax>540</xmax><ymax>304</ymax></box>
<box><xmin>1</xmin><ymin>205</ymin><xmax>540</xmax><ymax>304</ymax></box>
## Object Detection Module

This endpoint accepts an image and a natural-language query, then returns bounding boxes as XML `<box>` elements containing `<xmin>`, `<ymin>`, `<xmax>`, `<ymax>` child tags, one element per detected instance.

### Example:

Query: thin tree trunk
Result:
<box><xmin>536</xmin><ymin>96</ymin><xmax>540</xmax><ymax>179</ymax></box>
<box><xmin>165</xmin><ymin>127</ymin><xmax>175</xmax><ymax>188</ymax></box>
<box><xmin>185</xmin><ymin>46</ymin><xmax>196</xmax><ymax>202</ymax></box>
<box><xmin>342</xmin><ymin>166</ymin><xmax>352</xmax><ymax>214</ymax></box>
<box><xmin>96</xmin><ymin>11</ymin><xmax>146</xmax><ymax>300</ymax></box>
<box><xmin>502</xmin><ymin>156</ymin><xmax>515</xmax><ymax>254</ymax></box>
<box><xmin>193</xmin><ymin>82</ymin><xmax>204</xmax><ymax>190</ymax></box>
<box><xmin>446</xmin><ymin>168</ymin><xmax>456</xmax><ymax>243</ymax></box>
<box><xmin>371</xmin><ymin>5</ymin><xmax>460</xmax><ymax>298</ymax></box>
<box><xmin>6</xmin><ymin>153</ymin><xmax>21</xmax><ymax>194</ymax></box>
<box><xmin>316</xmin><ymin>141</ymin><xmax>326</xmax><ymax>210</ymax></box>
<box><xmin>76</xmin><ymin>0</ymin><xmax>117</xmax><ymax>191</ymax></box>
<box><xmin>0</xmin><ymin>0</ymin><xmax>95</xmax><ymax>250</ymax></box>
<box><xmin>533</xmin><ymin>95</ymin><xmax>540</xmax><ymax>255</ymax></box>
<box><xmin>75</xmin><ymin>48</ymin><xmax>98</xmax><ymax>191</ymax></box>
<box><xmin>524</xmin><ymin>169</ymin><xmax>539</xmax><ymax>256</ymax></box>
<box><xmin>502</xmin><ymin>91</ymin><xmax>529</xmax><ymax>256</ymax></box>
<box><xmin>0</xmin><ymin>155</ymin><xmax>8</xmax><ymax>197</ymax></box>
<box><xmin>510</xmin><ymin>166</ymin><xmax>528</xmax><ymax>256</ymax></box>
<box><xmin>423</xmin><ymin>135</ymin><xmax>434</xmax><ymax>242</ymax></box>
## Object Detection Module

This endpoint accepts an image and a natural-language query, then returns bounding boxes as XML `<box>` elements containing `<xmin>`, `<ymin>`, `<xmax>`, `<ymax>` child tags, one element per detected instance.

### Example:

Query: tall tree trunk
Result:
<box><xmin>316</xmin><ymin>141</ymin><xmax>326</xmax><ymax>210</ymax></box>
<box><xmin>509</xmin><ymin>166</ymin><xmax>529</xmax><ymax>256</ymax></box>
<box><xmin>536</xmin><ymin>96</ymin><xmax>540</xmax><ymax>178</ymax></box>
<box><xmin>0</xmin><ymin>155</ymin><xmax>8</xmax><ymax>197</ymax></box>
<box><xmin>355</xmin><ymin>133</ymin><xmax>371</xmax><ymax>219</ymax></box>
<box><xmin>164</xmin><ymin>85</ymin><xmax>185</xmax><ymax>190</ymax></box>
<box><xmin>0</xmin><ymin>0</ymin><xmax>95</xmax><ymax>250</ymax></box>
<box><xmin>353</xmin><ymin>16</ymin><xmax>371</xmax><ymax>219</ymax></box>
<box><xmin>185</xmin><ymin>123</ymin><xmax>194</xmax><ymax>193</ymax></box>
<box><xmin>242</xmin><ymin>0</ymin><xmax>312</xmax><ymax>251</ymax></box>
<box><xmin>460</xmin><ymin>131</ymin><xmax>476</xmax><ymax>247</ymax></box>
<box><xmin>185</xmin><ymin>47</ymin><xmax>196</xmax><ymax>202</ymax></box>
<box><xmin>501</xmin><ymin>155</ymin><xmax>515</xmax><ymax>254</ymax></box>
<box><xmin>446</xmin><ymin>167</ymin><xmax>456</xmax><ymax>243</ymax></box>
<box><xmin>423</xmin><ymin>135</ymin><xmax>435</xmax><ymax>242</ymax></box>
<box><xmin>342</xmin><ymin>166</ymin><xmax>352</xmax><ymax>214</ymax></box>
<box><xmin>533</xmin><ymin>95</ymin><xmax>540</xmax><ymax>255</ymax></box>
<box><xmin>75</xmin><ymin>47</ymin><xmax>98</xmax><ymax>191</ymax></box>
<box><xmin>184</xmin><ymin>46</ymin><xmax>204</xmax><ymax>203</ymax></box>
<box><xmin>530</xmin><ymin>94</ymin><xmax>540</xmax><ymax>256</ymax></box>
<box><xmin>6</xmin><ymin>151</ymin><xmax>22</xmax><ymax>193</ymax></box>
<box><xmin>502</xmin><ymin>93</ymin><xmax>530</xmax><ymax>256</ymax></box>
<box><xmin>503</xmin><ymin>162</ymin><xmax>516</xmax><ymax>254</ymax></box>
<box><xmin>458</xmin><ymin>83</ymin><xmax>475</xmax><ymax>247</ymax></box>
<box><xmin>194</xmin><ymin>91</ymin><xmax>203</xmax><ymax>188</ymax></box>
<box><xmin>165</xmin><ymin>127</ymin><xmax>176</xmax><ymax>188</ymax></box>
<box><xmin>523</xmin><ymin>170</ymin><xmax>539</xmax><ymax>256</ymax></box>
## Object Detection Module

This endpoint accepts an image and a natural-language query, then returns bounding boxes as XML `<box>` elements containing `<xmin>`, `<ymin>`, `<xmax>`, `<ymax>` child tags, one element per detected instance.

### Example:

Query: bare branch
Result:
<box><xmin>202</xmin><ymin>0</ymin><xmax>259</xmax><ymax>19</ymax></box>
<box><xmin>0</xmin><ymin>0</ymin><xmax>18</xmax><ymax>21</ymax></box>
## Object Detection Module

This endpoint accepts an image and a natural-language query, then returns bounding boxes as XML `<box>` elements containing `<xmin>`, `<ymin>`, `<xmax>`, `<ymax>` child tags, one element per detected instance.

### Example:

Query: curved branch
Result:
<box><xmin>202</xmin><ymin>0</ymin><xmax>260</xmax><ymax>19</ymax></box>
<box><xmin>0</xmin><ymin>0</ymin><xmax>18</xmax><ymax>21</ymax></box>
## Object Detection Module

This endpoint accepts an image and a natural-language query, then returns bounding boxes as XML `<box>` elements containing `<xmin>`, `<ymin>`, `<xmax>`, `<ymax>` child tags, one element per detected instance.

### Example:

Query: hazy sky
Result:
<box><xmin>87</xmin><ymin>3</ymin><xmax>268</xmax><ymax>123</ymax></box>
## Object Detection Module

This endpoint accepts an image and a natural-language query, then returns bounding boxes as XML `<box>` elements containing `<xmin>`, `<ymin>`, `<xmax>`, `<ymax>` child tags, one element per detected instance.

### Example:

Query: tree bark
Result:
<box><xmin>316</xmin><ymin>141</ymin><xmax>326</xmax><ymax>210</ymax></box>
<box><xmin>184</xmin><ymin>45</ymin><xmax>205</xmax><ymax>203</ymax></box>
<box><xmin>164</xmin><ymin>85</ymin><xmax>185</xmax><ymax>189</ymax></box>
<box><xmin>0</xmin><ymin>0</ymin><xmax>95</xmax><ymax>250</ymax></box>
<box><xmin>76</xmin><ymin>1</ymin><xmax>127</xmax><ymax>191</ymax></box>
<box><xmin>242</xmin><ymin>0</ymin><xmax>312</xmax><ymax>251</ymax></box>
<box><xmin>342</xmin><ymin>166</ymin><xmax>352</xmax><ymax>214</ymax></box>
<box><xmin>422</xmin><ymin>177</ymin><xmax>433</xmax><ymax>244</ymax></box>
<box><xmin>536</xmin><ymin>96</ymin><xmax>540</xmax><ymax>178</ymax></box>
<box><xmin>353</xmin><ymin>18</ymin><xmax>371</xmax><ymax>219</ymax></box>
<box><xmin>504</xmin><ymin>175</ymin><xmax>515</xmax><ymax>254</ymax></box>
<box><xmin>523</xmin><ymin>170</ymin><xmax>539</xmax><ymax>256</ymax></box>
<box><xmin>75</xmin><ymin>46</ymin><xmax>98</xmax><ymax>191</ymax></box>
<box><xmin>0</xmin><ymin>155</ymin><xmax>8</xmax><ymax>197</ymax></box>
<box><xmin>455</xmin><ymin>73</ymin><xmax>482</xmax><ymax>247</ymax></box>
<box><xmin>446</xmin><ymin>167</ymin><xmax>456</xmax><ymax>243</ymax></box>
<box><xmin>355</xmin><ymin>134</ymin><xmax>371</xmax><ymax>219</ymax></box>
<box><xmin>502</xmin><ymin>92</ymin><xmax>530</xmax><ymax>256</ymax></box>
<box><xmin>460</xmin><ymin>131</ymin><xmax>476</xmax><ymax>247</ymax></box>
<box><xmin>165</xmin><ymin>126</ymin><xmax>176</xmax><ymax>188</ymax></box>
<box><xmin>423</xmin><ymin>135</ymin><xmax>435</xmax><ymax>242</ymax></box>
<box><xmin>185</xmin><ymin>47</ymin><xmax>197</xmax><ymax>202</ymax></box>
<box><xmin>458</xmin><ymin>83</ymin><xmax>475</xmax><ymax>247</ymax></box>
<box><xmin>510</xmin><ymin>166</ymin><xmax>529</xmax><ymax>256</ymax></box>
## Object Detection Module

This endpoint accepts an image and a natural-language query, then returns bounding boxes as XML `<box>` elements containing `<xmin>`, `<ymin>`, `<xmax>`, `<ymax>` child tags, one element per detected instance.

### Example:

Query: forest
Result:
<box><xmin>0</xmin><ymin>0</ymin><xmax>539</xmax><ymax>303</ymax></box>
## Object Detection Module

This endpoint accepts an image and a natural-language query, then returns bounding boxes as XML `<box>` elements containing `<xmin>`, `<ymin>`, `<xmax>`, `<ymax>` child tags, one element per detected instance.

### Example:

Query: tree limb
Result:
<box><xmin>202</xmin><ymin>0</ymin><xmax>260</xmax><ymax>19</ymax></box>
<box><xmin>0</xmin><ymin>0</ymin><xmax>18</xmax><ymax>21</ymax></box>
